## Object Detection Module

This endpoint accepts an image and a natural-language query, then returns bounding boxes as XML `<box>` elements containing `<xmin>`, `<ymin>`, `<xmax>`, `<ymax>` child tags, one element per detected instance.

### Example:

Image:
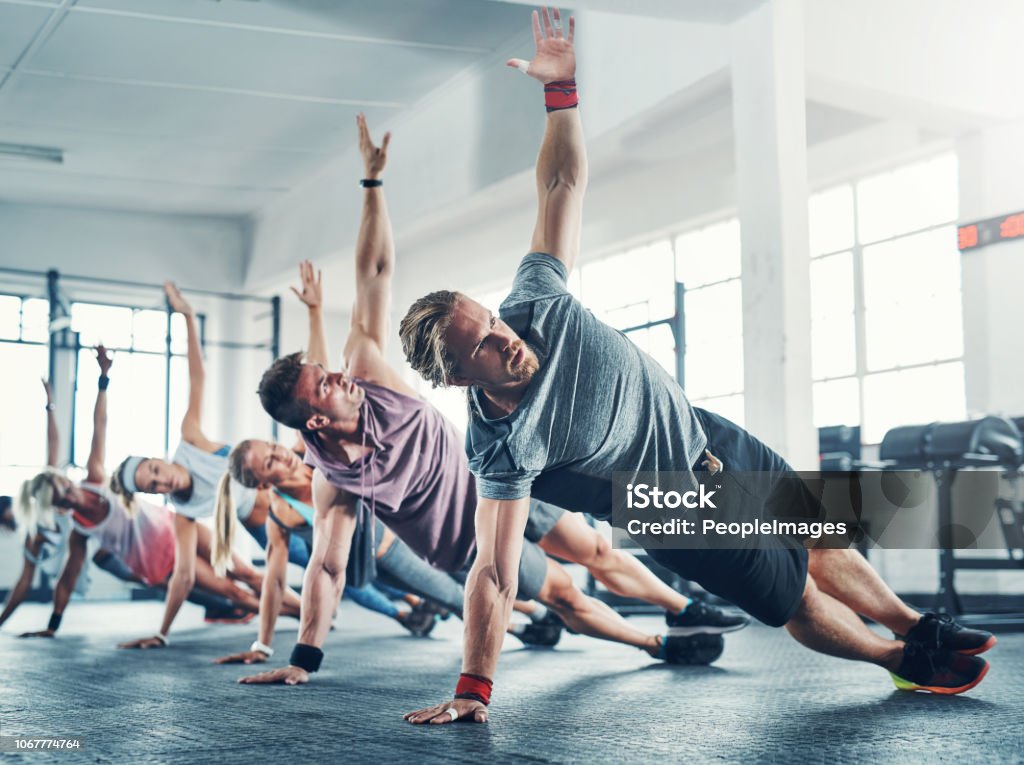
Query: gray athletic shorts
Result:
<box><xmin>456</xmin><ymin>501</ymin><xmax>565</xmax><ymax>601</ymax></box>
<box><xmin>524</xmin><ymin>499</ymin><xmax>565</xmax><ymax>543</ymax></box>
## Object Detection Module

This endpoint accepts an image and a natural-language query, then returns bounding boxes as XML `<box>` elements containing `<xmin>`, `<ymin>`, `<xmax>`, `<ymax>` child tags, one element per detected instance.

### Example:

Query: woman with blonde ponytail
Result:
<box><xmin>211</xmin><ymin>436</ymin><xmax>474</xmax><ymax>666</ymax></box>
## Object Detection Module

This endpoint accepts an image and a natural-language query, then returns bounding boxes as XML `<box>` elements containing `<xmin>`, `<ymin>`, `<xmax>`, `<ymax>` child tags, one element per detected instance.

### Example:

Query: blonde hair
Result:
<box><xmin>211</xmin><ymin>441</ymin><xmax>260</xmax><ymax>577</ymax></box>
<box><xmin>399</xmin><ymin>290</ymin><xmax>462</xmax><ymax>388</ymax></box>
<box><xmin>16</xmin><ymin>468</ymin><xmax>64</xmax><ymax>541</ymax></box>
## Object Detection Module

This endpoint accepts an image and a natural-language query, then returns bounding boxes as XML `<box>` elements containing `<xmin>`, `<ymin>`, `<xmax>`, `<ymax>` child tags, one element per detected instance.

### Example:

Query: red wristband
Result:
<box><xmin>455</xmin><ymin>673</ymin><xmax>493</xmax><ymax>705</ymax></box>
<box><xmin>544</xmin><ymin>79</ymin><xmax>578</xmax><ymax>112</ymax></box>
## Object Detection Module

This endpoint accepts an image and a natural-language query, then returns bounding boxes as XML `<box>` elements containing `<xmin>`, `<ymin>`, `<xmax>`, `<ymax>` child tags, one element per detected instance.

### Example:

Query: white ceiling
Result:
<box><xmin>0</xmin><ymin>0</ymin><xmax>529</xmax><ymax>216</ymax></box>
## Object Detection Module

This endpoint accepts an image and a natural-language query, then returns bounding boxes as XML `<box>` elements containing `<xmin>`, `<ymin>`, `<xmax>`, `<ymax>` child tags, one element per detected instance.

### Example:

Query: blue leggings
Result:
<box><xmin>243</xmin><ymin>523</ymin><xmax>399</xmax><ymax>619</ymax></box>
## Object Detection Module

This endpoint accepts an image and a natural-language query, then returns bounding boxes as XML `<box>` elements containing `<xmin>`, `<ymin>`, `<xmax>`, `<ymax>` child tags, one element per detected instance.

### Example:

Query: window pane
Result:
<box><xmin>809</xmin><ymin>252</ymin><xmax>854</xmax><ymax>321</ymax></box>
<box><xmin>581</xmin><ymin>242</ymin><xmax>674</xmax><ymax>326</ymax></box>
<box><xmin>863</xmin><ymin>227</ymin><xmax>961</xmax><ymax>305</ymax></box>
<box><xmin>21</xmin><ymin>298</ymin><xmax>50</xmax><ymax>343</ymax></box>
<box><xmin>811</xmin><ymin>315</ymin><xmax>857</xmax><ymax>379</ymax></box>
<box><xmin>856</xmin><ymin>153</ymin><xmax>958</xmax><ymax>243</ymax></box>
<box><xmin>813</xmin><ymin>377</ymin><xmax>860</xmax><ymax>429</ymax></box>
<box><xmin>808</xmin><ymin>184</ymin><xmax>855</xmax><ymax>256</ymax></box>
<box><xmin>76</xmin><ymin>351</ymin><xmax>168</xmax><ymax>468</ymax></box>
<box><xmin>72</xmin><ymin>303</ymin><xmax>133</xmax><ymax>349</ymax></box>
<box><xmin>862</xmin><ymin>362</ymin><xmax>966</xmax><ymax>443</ymax></box>
<box><xmin>692</xmin><ymin>394</ymin><xmax>745</xmax><ymax>427</ymax></box>
<box><xmin>170</xmin><ymin>313</ymin><xmax>188</xmax><ymax>355</ymax></box>
<box><xmin>675</xmin><ymin>219</ymin><xmax>741</xmax><ymax>288</ymax></box>
<box><xmin>0</xmin><ymin>343</ymin><xmax>49</xmax><ymax>466</ymax></box>
<box><xmin>0</xmin><ymin>295</ymin><xmax>21</xmax><ymax>340</ymax></box>
<box><xmin>168</xmin><ymin>356</ymin><xmax>189</xmax><ymax>454</ymax></box>
<box><xmin>624</xmin><ymin>324</ymin><xmax>677</xmax><ymax>381</ymax></box>
<box><xmin>417</xmin><ymin>381</ymin><xmax>469</xmax><ymax>437</ymax></box>
<box><xmin>133</xmin><ymin>309</ymin><xmax>170</xmax><ymax>353</ymax></box>
<box><xmin>863</xmin><ymin>227</ymin><xmax>963</xmax><ymax>370</ymax></box>
<box><xmin>684</xmin><ymin>336</ymin><xmax>744</xmax><ymax>400</ymax></box>
<box><xmin>684</xmin><ymin>280</ymin><xmax>743</xmax><ymax>340</ymax></box>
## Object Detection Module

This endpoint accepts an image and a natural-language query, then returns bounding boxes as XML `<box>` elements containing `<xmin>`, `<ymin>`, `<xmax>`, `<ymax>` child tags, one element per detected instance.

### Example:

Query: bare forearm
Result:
<box><xmin>45</xmin><ymin>407</ymin><xmax>59</xmax><ymax>468</ymax></box>
<box><xmin>183</xmin><ymin>313</ymin><xmax>204</xmax><ymax>389</ymax></box>
<box><xmin>537</xmin><ymin>108</ymin><xmax>587</xmax><ymax>193</ymax></box>
<box><xmin>356</xmin><ymin>189</ymin><xmax>395</xmax><ymax>281</ymax></box>
<box><xmin>52</xmin><ymin>574</ymin><xmax>78</xmax><ymax>617</ymax></box>
<box><xmin>0</xmin><ymin>568</ymin><xmax>35</xmax><ymax>625</ymax></box>
<box><xmin>461</xmin><ymin>562</ymin><xmax>517</xmax><ymax>678</ymax></box>
<box><xmin>306</xmin><ymin>307</ymin><xmax>330</xmax><ymax>367</ymax></box>
<box><xmin>160</xmin><ymin>566</ymin><xmax>194</xmax><ymax>635</ymax></box>
<box><xmin>90</xmin><ymin>390</ymin><xmax>107</xmax><ymax>468</ymax></box>
<box><xmin>258</xmin><ymin>554</ymin><xmax>288</xmax><ymax>646</ymax></box>
<box><xmin>297</xmin><ymin>563</ymin><xmax>343</xmax><ymax>648</ymax></box>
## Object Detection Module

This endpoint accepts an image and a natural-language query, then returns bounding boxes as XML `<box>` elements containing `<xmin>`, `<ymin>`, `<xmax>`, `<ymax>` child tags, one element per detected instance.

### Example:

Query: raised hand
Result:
<box><xmin>41</xmin><ymin>377</ymin><xmax>53</xmax><ymax>404</ymax></box>
<box><xmin>163</xmin><ymin>281</ymin><xmax>194</xmax><ymax>317</ymax></box>
<box><xmin>506</xmin><ymin>7</ymin><xmax>575</xmax><ymax>84</ymax></box>
<box><xmin>357</xmin><ymin>113</ymin><xmax>390</xmax><ymax>179</ymax></box>
<box><xmin>289</xmin><ymin>260</ymin><xmax>323</xmax><ymax>310</ymax></box>
<box><xmin>95</xmin><ymin>344</ymin><xmax>113</xmax><ymax>376</ymax></box>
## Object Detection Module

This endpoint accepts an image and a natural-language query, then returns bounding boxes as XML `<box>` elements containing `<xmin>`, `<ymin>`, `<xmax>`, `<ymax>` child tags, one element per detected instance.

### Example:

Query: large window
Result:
<box><xmin>70</xmin><ymin>302</ymin><xmax>188</xmax><ymax>471</ymax></box>
<box><xmin>809</xmin><ymin>152</ymin><xmax>965</xmax><ymax>443</ymax></box>
<box><xmin>0</xmin><ymin>294</ymin><xmax>53</xmax><ymax>491</ymax></box>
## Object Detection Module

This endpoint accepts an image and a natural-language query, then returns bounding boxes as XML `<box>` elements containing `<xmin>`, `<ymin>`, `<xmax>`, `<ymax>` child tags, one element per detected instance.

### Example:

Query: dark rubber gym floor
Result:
<box><xmin>2</xmin><ymin>602</ymin><xmax>1022</xmax><ymax>764</ymax></box>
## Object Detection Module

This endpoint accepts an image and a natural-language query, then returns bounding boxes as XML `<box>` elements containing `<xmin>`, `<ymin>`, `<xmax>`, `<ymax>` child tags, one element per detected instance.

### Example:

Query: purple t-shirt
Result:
<box><xmin>303</xmin><ymin>379</ymin><xmax>477</xmax><ymax>572</ymax></box>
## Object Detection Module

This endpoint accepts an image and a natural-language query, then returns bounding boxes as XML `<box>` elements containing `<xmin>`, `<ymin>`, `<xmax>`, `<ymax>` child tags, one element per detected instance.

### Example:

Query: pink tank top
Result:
<box><xmin>303</xmin><ymin>380</ymin><xmax>477</xmax><ymax>572</ymax></box>
<box><xmin>74</xmin><ymin>483</ymin><xmax>177</xmax><ymax>586</ymax></box>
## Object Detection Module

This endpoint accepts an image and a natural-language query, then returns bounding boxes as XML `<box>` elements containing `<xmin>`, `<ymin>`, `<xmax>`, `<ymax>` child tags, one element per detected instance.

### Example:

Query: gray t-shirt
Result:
<box><xmin>465</xmin><ymin>253</ymin><xmax>706</xmax><ymax>519</ymax></box>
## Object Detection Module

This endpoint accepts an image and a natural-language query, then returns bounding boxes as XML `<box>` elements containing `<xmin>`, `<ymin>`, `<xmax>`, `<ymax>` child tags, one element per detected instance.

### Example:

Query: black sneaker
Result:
<box><xmin>658</xmin><ymin>633</ymin><xmax>725</xmax><ymax>665</ymax></box>
<box><xmin>203</xmin><ymin>606</ymin><xmax>255</xmax><ymax>625</ymax></box>
<box><xmin>891</xmin><ymin>642</ymin><xmax>989</xmax><ymax>695</ymax></box>
<box><xmin>397</xmin><ymin>604</ymin><xmax>438</xmax><ymax>637</ymax></box>
<box><xmin>510</xmin><ymin>613</ymin><xmax>564</xmax><ymax>647</ymax></box>
<box><xmin>899</xmin><ymin>612</ymin><xmax>997</xmax><ymax>656</ymax></box>
<box><xmin>666</xmin><ymin>601</ymin><xmax>750</xmax><ymax>636</ymax></box>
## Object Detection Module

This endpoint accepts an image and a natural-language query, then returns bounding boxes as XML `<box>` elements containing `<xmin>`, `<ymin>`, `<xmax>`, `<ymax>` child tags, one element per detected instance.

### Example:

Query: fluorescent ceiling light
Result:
<box><xmin>0</xmin><ymin>142</ymin><xmax>64</xmax><ymax>164</ymax></box>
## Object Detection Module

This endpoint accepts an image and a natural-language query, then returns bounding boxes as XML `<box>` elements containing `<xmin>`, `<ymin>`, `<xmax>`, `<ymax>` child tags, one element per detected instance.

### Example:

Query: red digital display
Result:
<box><xmin>959</xmin><ymin>210</ymin><xmax>1024</xmax><ymax>251</ymax></box>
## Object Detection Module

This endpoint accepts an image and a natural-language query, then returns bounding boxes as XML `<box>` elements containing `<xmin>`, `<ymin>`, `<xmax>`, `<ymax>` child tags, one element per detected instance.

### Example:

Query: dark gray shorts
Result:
<box><xmin>454</xmin><ymin>501</ymin><xmax>561</xmax><ymax>601</ymax></box>
<box><xmin>524</xmin><ymin>499</ymin><xmax>565</xmax><ymax>543</ymax></box>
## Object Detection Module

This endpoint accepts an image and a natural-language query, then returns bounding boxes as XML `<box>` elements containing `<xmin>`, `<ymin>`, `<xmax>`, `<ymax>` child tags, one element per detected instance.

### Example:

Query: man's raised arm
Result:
<box><xmin>512</xmin><ymin>7</ymin><xmax>587</xmax><ymax>274</ymax></box>
<box><xmin>346</xmin><ymin>114</ymin><xmax>394</xmax><ymax>356</ymax></box>
<box><xmin>405</xmin><ymin>496</ymin><xmax>531</xmax><ymax>725</ymax></box>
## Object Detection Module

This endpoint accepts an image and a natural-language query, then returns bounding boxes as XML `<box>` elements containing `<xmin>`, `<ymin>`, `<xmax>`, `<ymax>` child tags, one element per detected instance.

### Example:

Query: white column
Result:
<box><xmin>730</xmin><ymin>0</ymin><xmax>816</xmax><ymax>468</ymax></box>
<box><xmin>957</xmin><ymin>120</ymin><xmax>1024</xmax><ymax>417</ymax></box>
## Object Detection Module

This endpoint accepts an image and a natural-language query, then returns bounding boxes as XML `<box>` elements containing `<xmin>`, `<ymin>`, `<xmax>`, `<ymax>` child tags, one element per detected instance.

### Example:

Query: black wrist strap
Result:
<box><xmin>98</xmin><ymin>375</ymin><xmax>110</xmax><ymax>391</ymax></box>
<box><xmin>455</xmin><ymin>692</ymin><xmax>488</xmax><ymax>705</ymax></box>
<box><xmin>359</xmin><ymin>179</ymin><xmax>383</xmax><ymax>188</ymax></box>
<box><xmin>290</xmin><ymin>643</ymin><xmax>324</xmax><ymax>673</ymax></box>
<box><xmin>48</xmin><ymin>612</ymin><xmax>63</xmax><ymax>632</ymax></box>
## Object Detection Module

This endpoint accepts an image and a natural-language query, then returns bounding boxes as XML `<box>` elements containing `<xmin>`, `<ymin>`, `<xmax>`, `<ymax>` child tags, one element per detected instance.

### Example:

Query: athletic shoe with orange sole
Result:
<box><xmin>203</xmin><ymin>606</ymin><xmax>256</xmax><ymax>625</ymax></box>
<box><xmin>890</xmin><ymin>642</ymin><xmax>989</xmax><ymax>695</ymax></box>
<box><xmin>898</xmin><ymin>612</ymin><xmax>997</xmax><ymax>656</ymax></box>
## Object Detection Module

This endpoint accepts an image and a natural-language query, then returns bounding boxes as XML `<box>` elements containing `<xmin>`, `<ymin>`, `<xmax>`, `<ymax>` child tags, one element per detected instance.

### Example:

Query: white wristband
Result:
<box><xmin>250</xmin><ymin>640</ymin><xmax>274</xmax><ymax>657</ymax></box>
<box><xmin>155</xmin><ymin>632</ymin><xmax>169</xmax><ymax>646</ymax></box>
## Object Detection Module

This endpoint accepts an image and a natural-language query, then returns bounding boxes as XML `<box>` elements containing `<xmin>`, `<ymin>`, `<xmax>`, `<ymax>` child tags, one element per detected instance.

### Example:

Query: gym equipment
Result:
<box><xmin>880</xmin><ymin>416</ymin><xmax>1024</xmax><ymax>630</ymax></box>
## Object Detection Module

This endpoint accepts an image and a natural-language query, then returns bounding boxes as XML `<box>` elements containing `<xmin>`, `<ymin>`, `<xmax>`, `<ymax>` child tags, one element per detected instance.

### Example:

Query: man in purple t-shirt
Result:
<box><xmin>240</xmin><ymin>115</ymin><xmax>748</xmax><ymax>687</ymax></box>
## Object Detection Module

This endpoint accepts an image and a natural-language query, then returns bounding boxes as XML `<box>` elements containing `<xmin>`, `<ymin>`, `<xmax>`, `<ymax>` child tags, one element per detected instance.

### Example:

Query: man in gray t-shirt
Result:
<box><xmin>466</xmin><ymin>251</ymin><xmax>706</xmax><ymax>515</ymax></box>
<box><xmin>401</xmin><ymin>8</ymin><xmax>990</xmax><ymax>725</ymax></box>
